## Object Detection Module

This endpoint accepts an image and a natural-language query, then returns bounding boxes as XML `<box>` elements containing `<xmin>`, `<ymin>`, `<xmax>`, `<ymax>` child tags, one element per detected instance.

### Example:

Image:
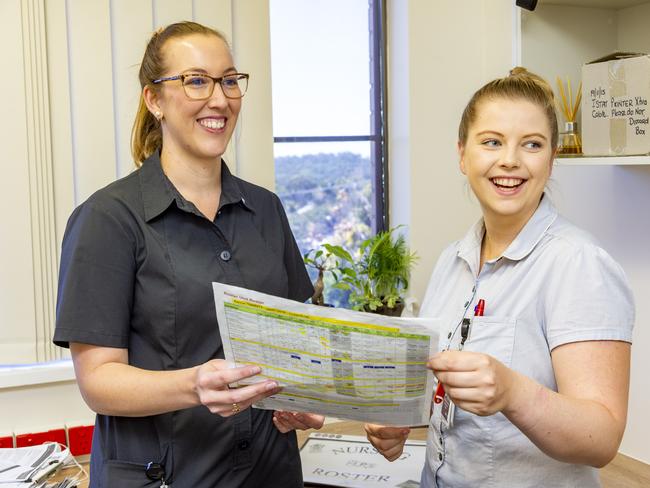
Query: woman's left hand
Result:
<box><xmin>273</xmin><ymin>411</ymin><xmax>325</xmax><ymax>433</ymax></box>
<box><xmin>428</xmin><ymin>350</ymin><xmax>517</xmax><ymax>416</ymax></box>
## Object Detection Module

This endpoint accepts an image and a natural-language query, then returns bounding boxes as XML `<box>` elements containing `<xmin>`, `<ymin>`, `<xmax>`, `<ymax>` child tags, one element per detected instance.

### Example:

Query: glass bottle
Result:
<box><xmin>558</xmin><ymin>121</ymin><xmax>582</xmax><ymax>155</ymax></box>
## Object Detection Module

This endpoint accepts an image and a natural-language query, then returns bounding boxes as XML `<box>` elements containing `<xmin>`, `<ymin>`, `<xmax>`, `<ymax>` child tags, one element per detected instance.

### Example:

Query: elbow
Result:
<box><xmin>76</xmin><ymin>374</ymin><xmax>125</xmax><ymax>416</ymax></box>
<box><xmin>77</xmin><ymin>384</ymin><xmax>108</xmax><ymax>415</ymax></box>
<box><xmin>589</xmin><ymin>443</ymin><xmax>620</xmax><ymax>469</ymax></box>
<box><xmin>588</xmin><ymin>427</ymin><xmax>625</xmax><ymax>468</ymax></box>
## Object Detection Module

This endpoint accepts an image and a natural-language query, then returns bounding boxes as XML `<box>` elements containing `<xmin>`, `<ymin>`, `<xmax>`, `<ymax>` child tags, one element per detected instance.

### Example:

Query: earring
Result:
<box><xmin>154</xmin><ymin>111</ymin><xmax>162</xmax><ymax>121</ymax></box>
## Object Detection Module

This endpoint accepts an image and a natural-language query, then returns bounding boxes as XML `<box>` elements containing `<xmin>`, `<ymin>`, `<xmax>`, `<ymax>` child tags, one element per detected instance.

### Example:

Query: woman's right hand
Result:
<box><xmin>364</xmin><ymin>423</ymin><xmax>411</xmax><ymax>462</ymax></box>
<box><xmin>195</xmin><ymin>360</ymin><xmax>281</xmax><ymax>417</ymax></box>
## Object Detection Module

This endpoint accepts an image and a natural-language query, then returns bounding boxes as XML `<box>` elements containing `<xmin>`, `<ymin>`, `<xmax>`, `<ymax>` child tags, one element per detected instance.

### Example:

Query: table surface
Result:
<box><xmin>49</xmin><ymin>420</ymin><xmax>418</xmax><ymax>487</ymax></box>
<box><xmin>50</xmin><ymin>420</ymin><xmax>649</xmax><ymax>488</ymax></box>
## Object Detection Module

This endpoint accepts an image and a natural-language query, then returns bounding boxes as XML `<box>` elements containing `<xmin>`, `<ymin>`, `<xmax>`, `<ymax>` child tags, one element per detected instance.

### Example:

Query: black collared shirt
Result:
<box><xmin>54</xmin><ymin>153</ymin><xmax>313</xmax><ymax>487</ymax></box>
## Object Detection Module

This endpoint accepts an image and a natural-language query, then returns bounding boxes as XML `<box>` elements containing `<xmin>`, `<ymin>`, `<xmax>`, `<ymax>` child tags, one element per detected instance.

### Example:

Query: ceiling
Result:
<box><xmin>539</xmin><ymin>0</ymin><xmax>649</xmax><ymax>9</ymax></box>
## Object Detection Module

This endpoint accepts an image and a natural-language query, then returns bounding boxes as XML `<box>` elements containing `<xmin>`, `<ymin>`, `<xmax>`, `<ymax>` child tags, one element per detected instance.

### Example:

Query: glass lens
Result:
<box><xmin>182</xmin><ymin>75</ymin><xmax>213</xmax><ymax>99</ymax></box>
<box><xmin>222</xmin><ymin>74</ymin><xmax>248</xmax><ymax>98</ymax></box>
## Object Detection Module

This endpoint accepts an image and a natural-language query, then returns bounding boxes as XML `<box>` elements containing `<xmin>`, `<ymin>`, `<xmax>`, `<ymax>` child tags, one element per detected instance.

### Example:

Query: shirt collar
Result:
<box><xmin>457</xmin><ymin>193</ymin><xmax>558</xmax><ymax>267</ymax></box>
<box><xmin>139</xmin><ymin>152</ymin><xmax>255</xmax><ymax>222</ymax></box>
<box><xmin>502</xmin><ymin>194</ymin><xmax>557</xmax><ymax>261</ymax></box>
<box><xmin>219</xmin><ymin>161</ymin><xmax>255</xmax><ymax>213</ymax></box>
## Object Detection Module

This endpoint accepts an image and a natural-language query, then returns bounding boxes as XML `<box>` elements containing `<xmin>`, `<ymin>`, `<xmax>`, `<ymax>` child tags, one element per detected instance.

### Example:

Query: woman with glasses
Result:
<box><xmin>54</xmin><ymin>21</ymin><xmax>323</xmax><ymax>487</ymax></box>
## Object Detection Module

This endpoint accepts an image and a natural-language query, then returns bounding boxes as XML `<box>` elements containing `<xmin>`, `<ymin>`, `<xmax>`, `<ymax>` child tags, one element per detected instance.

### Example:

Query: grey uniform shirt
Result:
<box><xmin>419</xmin><ymin>194</ymin><xmax>634</xmax><ymax>488</ymax></box>
<box><xmin>54</xmin><ymin>153</ymin><xmax>313</xmax><ymax>487</ymax></box>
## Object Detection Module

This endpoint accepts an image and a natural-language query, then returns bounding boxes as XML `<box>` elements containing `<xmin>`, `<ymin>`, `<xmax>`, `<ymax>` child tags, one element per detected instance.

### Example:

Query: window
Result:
<box><xmin>269</xmin><ymin>0</ymin><xmax>387</xmax><ymax>305</ymax></box>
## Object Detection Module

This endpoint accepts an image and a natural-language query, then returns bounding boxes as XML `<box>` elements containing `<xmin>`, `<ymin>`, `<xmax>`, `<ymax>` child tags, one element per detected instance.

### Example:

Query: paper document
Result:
<box><xmin>0</xmin><ymin>442</ymin><xmax>69</xmax><ymax>487</ymax></box>
<box><xmin>212</xmin><ymin>283</ymin><xmax>440</xmax><ymax>426</ymax></box>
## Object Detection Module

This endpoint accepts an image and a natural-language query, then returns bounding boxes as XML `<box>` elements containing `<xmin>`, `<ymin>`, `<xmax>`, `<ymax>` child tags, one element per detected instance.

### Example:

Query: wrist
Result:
<box><xmin>502</xmin><ymin>371</ymin><xmax>548</xmax><ymax>433</ymax></box>
<box><xmin>187</xmin><ymin>365</ymin><xmax>203</xmax><ymax>407</ymax></box>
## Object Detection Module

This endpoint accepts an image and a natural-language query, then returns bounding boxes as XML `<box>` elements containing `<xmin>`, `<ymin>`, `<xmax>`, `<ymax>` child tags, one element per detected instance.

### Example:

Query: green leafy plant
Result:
<box><xmin>308</xmin><ymin>227</ymin><xmax>417</xmax><ymax>315</ymax></box>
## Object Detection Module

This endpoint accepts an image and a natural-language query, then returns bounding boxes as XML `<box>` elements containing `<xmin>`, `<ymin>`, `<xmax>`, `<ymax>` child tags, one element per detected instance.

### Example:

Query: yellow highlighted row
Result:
<box><xmin>231</xmin><ymin>299</ymin><xmax>399</xmax><ymax>333</ymax></box>
<box><xmin>232</xmin><ymin>337</ymin><xmax>425</xmax><ymax>365</ymax></box>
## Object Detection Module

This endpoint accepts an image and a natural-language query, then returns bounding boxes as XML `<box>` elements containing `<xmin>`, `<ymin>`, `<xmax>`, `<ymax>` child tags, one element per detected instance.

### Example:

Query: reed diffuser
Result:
<box><xmin>556</xmin><ymin>76</ymin><xmax>582</xmax><ymax>155</ymax></box>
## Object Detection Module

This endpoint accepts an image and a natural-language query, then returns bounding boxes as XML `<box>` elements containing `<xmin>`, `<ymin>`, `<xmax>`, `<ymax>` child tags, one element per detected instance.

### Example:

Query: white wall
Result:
<box><xmin>520</xmin><ymin>2</ymin><xmax>650</xmax><ymax>464</ymax></box>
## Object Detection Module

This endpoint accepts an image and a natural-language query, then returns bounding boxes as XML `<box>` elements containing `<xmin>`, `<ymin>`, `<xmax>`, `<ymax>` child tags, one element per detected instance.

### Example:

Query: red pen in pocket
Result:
<box><xmin>434</xmin><ymin>299</ymin><xmax>485</xmax><ymax>404</ymax></box>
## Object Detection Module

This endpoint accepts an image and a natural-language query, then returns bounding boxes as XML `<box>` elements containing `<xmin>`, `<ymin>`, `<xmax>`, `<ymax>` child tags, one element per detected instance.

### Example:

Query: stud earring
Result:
<box><xmin>154</xmin><ymin>111</ymin><xmax>162</xmax><ymax>120</ymax></box>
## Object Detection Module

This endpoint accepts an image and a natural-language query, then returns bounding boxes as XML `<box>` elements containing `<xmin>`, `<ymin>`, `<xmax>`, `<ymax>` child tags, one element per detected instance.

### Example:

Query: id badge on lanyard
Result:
<box><xmin>436</xmin><ymin>298</ymin><xmax>483</xmax><ymax>429</ymax></box>
<box><xmin>434</xmin><ymin>318</ymin><xmax>470</xmax><ymax>429</ymax></box>
<box><xmin>439</xmin><ymin>385</ymin><xmax>456</xmax><ymax>429</ymax></box>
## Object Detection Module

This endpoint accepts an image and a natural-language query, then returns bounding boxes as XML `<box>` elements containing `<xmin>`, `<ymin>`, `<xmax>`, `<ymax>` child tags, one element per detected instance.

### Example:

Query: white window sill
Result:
<box><xmin>0</xmin><ymin>359</ymin><xmax>76</xmax><ymax>390</ymax></box>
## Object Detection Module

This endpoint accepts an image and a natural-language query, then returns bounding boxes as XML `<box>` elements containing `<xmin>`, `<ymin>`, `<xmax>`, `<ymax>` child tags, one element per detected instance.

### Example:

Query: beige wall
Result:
<box><xmin>0</xmin><ymin>0</ymin><xmax>271</xmax><ymax>435</ymax></box>
<box><xmin>387</xmin><ymin>0</ymin><xmax>514</xmax><ymax>311</ymax></box>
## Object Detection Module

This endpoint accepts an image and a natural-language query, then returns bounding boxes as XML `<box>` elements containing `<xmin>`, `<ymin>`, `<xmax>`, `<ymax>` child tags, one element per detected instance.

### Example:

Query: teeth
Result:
<box><xmin>199</xmin><ymin>118</ymin><xmax>225</xmax><ymax>130</ymax></box>
<box><xmin>492</xmin><ymin>177</ymin><xmax>523</xmax><ymax>188</ymax></box>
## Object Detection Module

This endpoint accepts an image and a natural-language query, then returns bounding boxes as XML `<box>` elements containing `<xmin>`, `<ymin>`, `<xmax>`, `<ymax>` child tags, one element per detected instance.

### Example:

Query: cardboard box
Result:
<box><xmin>581</xmin><ymin>52</ymin><xmax>650</xmax><ymax>156</ymax></box>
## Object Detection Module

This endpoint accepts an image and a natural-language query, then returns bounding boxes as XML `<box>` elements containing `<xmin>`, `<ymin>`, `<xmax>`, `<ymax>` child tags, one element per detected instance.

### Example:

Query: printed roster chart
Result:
<box><xmin>213</xmin><ymin>283</ymin><xmax>440</xmax><ymax>426</ymax></box>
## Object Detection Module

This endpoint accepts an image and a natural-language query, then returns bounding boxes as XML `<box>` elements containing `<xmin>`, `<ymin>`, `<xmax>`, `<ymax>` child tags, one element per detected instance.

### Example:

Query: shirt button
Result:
<box><xmin>220</xmin><ymin>250</ymin><xmax>231</xmax><ymax>261</ymax></box>
<box><xmin>464</xmin><ymin>301</ymin><xmax>469</xmax><ymax>307</ymax></box>
<box><xmin>238</xmin><ymin>440</ymin><xmax>250</xmax><ymax>450</ymax></box>
<box><xmin>447</xmin><ymin>332</ymin><xmax>452</xmax><ymax>339</ymax></box>
<box><xmin>438</xmin><ymin>452</ymin><xmax>443</xmax><ymax>461</ymax></box>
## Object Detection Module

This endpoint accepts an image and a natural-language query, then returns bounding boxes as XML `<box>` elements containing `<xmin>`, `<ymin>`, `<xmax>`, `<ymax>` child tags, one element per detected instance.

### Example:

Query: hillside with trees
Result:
<box><xmin>275</xmin><ymin>152</ymin><xmax>375</xmax><ymax>306</ymax></box>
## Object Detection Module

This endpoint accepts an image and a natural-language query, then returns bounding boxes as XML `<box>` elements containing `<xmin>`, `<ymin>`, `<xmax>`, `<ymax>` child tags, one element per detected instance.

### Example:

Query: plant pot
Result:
<box><xmin>364</xmin><ymin>299</ymin><xmax>404</xmax><ymax>317</ymax></box>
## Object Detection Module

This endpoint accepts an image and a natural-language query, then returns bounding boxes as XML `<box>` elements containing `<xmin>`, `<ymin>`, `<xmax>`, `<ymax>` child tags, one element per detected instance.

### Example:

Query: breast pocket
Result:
<box><xmin>101</xmin><ymin>460</ymin><xmax>158</xmax><ymax>487</ymax></box>
<box><xmin>463</xmin><ymin>316</ymin><xmax>517</xmax><ymax>367</ymax></box>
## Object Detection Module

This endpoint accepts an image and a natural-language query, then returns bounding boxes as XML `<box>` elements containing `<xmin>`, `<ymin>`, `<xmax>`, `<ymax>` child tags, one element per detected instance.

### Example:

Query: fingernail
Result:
<box><xmin>250</xmin><ymin>366</ymin><xmax>261</xmax><ymax>375</ymax></box>
<box><xmin>266</xmin><ymin>381</ymin><xmax>278</xmax><ymax>391</ymax></box>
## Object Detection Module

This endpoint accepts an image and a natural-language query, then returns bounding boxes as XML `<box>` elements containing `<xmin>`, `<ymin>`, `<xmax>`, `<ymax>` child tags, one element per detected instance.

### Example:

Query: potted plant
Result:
<box><xmin>306</xmin><ymin>227</ymin><xmax>417</xmax><ymax>316</ymax></box>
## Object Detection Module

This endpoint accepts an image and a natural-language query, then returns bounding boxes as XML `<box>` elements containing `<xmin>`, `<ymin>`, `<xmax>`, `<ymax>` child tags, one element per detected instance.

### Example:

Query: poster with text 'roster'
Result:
<box><xmin>300</xmin><ymin>433</ymin><xmax>426</xmax><ymax>487</ymax></box>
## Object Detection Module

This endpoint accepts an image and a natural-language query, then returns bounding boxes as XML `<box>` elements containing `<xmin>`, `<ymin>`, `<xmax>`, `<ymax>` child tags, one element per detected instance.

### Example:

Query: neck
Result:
<box><xmin>479</xmin><ymin>208</ymin><xmax>534</xmax><ymax>270</ymax></box>
<box><xmin>160</xmin><ymin>147</ymin><xmax>222</xmax><ymax>194</ymax></box>
<box><xmin>160</xmin><ymin>147</ymin><xmax>222</xmax><ymax>220</ymax></box>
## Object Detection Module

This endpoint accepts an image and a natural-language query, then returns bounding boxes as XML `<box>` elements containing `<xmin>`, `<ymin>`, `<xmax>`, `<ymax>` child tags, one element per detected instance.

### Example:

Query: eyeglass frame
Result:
<box><xmin>151</xmin><ymin>72</ymin><xmax>250</xmax><ymax>100</ymax></box>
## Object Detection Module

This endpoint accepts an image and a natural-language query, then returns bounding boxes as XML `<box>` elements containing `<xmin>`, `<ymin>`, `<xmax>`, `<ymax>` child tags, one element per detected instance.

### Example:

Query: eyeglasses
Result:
<box><xmin>152</xmin><ymin>72</ymin><xmax>250</xmax><ymax>100</ymax></box>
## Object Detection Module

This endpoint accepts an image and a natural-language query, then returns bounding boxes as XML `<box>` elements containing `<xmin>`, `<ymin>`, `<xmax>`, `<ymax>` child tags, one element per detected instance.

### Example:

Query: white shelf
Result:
<box><xmin>540</xmin><ymin>0</ymin><xmax>649</xmax><ymax>9</ymax></box>
<box><xmin>555</xmin><ymin>155</ymin><xmax>650</xmax><ymax>165</ymax></box>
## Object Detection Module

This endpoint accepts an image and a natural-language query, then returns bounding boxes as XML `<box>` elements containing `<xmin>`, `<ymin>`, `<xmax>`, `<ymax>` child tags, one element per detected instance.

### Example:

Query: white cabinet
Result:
<box><xmin>515</xmin><ymin>0</ymin><xmax>650</xmax><ymax>464</ymax></box>
<box><xmin>518</xmin><ymin>0</ymin><xmax>650</xmax><ymax>164</ymax></box>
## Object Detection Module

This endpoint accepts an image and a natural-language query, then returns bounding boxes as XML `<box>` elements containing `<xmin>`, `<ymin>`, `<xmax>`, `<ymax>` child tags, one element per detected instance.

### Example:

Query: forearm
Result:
<box><xmin>504</xmin><ymin>371</ymin><xmax>624</xmax><ymax>467</ymax></box>
<box><xmin>77</xmin><ymin>361</ymin><xmax>201</xmax><ymax>417</ymax></box>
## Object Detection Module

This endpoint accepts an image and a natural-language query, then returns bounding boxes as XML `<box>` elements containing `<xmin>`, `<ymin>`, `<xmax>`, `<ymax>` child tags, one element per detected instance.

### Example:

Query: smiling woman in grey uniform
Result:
<box><xmin>54</xmin><ymin>21</ymin><xmax>323</xmax><ymax>487</ymax></box>
<box><xmin>365</xmin><ymin>68</ymin><xmax>634</xmax><ymax>487</ymax></box>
